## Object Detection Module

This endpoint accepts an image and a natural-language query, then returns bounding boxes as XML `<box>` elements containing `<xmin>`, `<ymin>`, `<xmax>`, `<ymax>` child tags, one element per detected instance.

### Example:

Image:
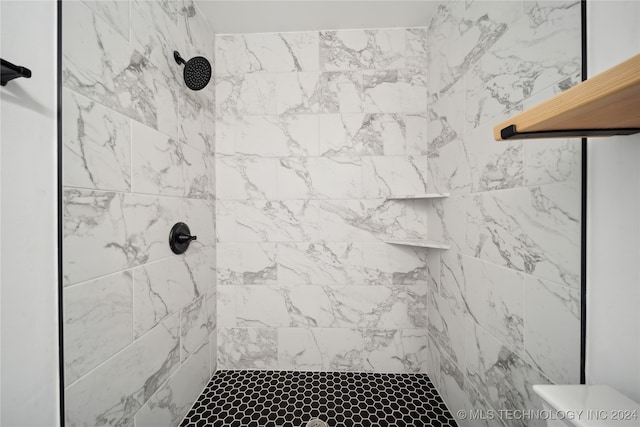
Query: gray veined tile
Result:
<box><xmin>135</xmin><ymin>339</ymin><xmax>210</xmax><ymax>427</ymax></box>
<box><xmin>320</xmin><ymin>30</ymin><xmax>375</xmax><ymax>71</ymax></box>
<box><xmin>465</xmin><ymin>320</ymin><xmax>551</xmax><ymax>427</ymax></box>
<box><xmin>363</xmin><ymin>70</ymin><xmax>427</xmax><ymax>114</ymax></box>
<box><xmin>362</xmin><ymin>156</ymin><xmax>428</xmax><ymax>198</ymax></box>
<box><xmin>319</xmin><ymin>71</ymin><xmax>363</xmax><ymax>113</ymax></box>
<box><xmin>217</xmin><ymin>327</ymin><xmax>277</xmax><ymax>370</ymax></box>
<box><xmin>133</xmin><ymin>248</ymin><xmax>209</xmax><ymax>338</ymax></box>
<box><xmin>63</xmin><ymin>2</ymin><xmax>178</xmax><ymax>138</ymax></box>
<box><xmin>65</xmin><ymin>314</ymin><xmax>180</xmax><ymax>427</ymax></box>
<box><xmin>318</xmin><ymin>113</ymin><xmax>403</xmax><ymax>157</ymax></box>
<box><xmin>363</xmin><ymin>329</ymin><xmax>428</xmax><ymax>373</ymax></box>
<box><xmin>277</xmin><ymin>157</ymin><xmax>363</xmax><ymax>200</ymax></box>
<box><xmin>235</xmin><ymin>286</ymin><xmax>290</xmax><ymax>327</ymax></box>
<box><xmin>215</xmin><ymin>73</ymin><xmax>277</xmax><ymax>118</ymax></box>
<box><xmin>131</xmin><ymin>121</ymin><xmax>209</xmax><ymax>199</ymax></box>
<box><xmin>233</xmin><ymin>200</ymin><xmax>318</xmax><ymax>243</ymax></box>
<box><xmin>63</xmin><ymin>271</ymin><xmax>133</xmax><ymax>385</ymax></box>
<box><xmin>216</xmin><ymin>157</ymin><xmax>278</xmax><ymax>200</ymax></box>
<box><xmin>361</xmin><ymin>242</ymin><xmax>427</xmax><ymax>286</ymax></box>
<box><xmin>178</xmin><ymin>88</ymin><xmax>216</xmax><ymax>156</ymax></box>
<box><xmin>524</xmin><ymin>138</ymin><xmax>581</xmax><ymax>186</ymax></box>
<box><xmin>217</xmin><ymin>242</ymin><xmax>277</xmax><ymax>286</ymax></box>
<box><xmin>428</xmin><ymin>290</ymin><xmax>465</xmax><ymax>367</ymax></box>
<box><xmin>406</xmin><ymin>28</ymin><xmax>428</xmax><ymax>69</ymax></box>
<box><xmin>82</xmin><ymin>0</ymin><xmax>130</xmax><ymax>41</ymax></box>
<box><xmin>178</xmin><ymin>0</ymin><xmax>215</xmax><ymax>60</ymax></box>
<box><xmin>466</xmin><ymin>183</ymin><xmax>580</xmax><ymax>289</ymax></box>
<box><xmin>277</xmin><ymin>242</ymin><xmax>364</xmax><ymax>285</ymax></box>
<box><xmin>275</xmin><ymin>72</ymin><xmax>322</xmax><ymax>115</ymax></box>
<box><xmin>179</xmin><ymin>296</ymin><xmax>212</xmax><ymax>362</ymax></box>
<box><xmin>179</xmin><ymin>198</ymin><xmax>216</xmax><ymax>248</ymax></box>
<box><xmin>278</xmin><ymin>328</ymin><xmax>364</xmax><ymax>371</ymax></box>
<box><xmin>524</xmin><ymin>276</ymin><xmax>580</xmax><ymax>385</ymax></box>
<box><xmin>63</xmin><ymin>88</ymin><xmax>131</xmax><ymax>192</ymax></box>
<box><xmin>64</xmin><ymin>189</ymin><xmax>186</xmax><ymax>286</ymax></box>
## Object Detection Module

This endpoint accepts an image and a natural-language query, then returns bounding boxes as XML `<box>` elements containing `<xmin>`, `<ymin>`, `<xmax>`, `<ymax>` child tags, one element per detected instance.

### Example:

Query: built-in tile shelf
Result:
<box><xmin>386</xmin><ymin>193</ymin><xmax>450</xmax><ymax>200</ymax></box>
<box><xmin>385</xmin><ymin>239</ymin><xmax>450</xmax><ymax>250</ymax></box>
<box><xmin>494</xmin><ymin>53</ymin><xmax>640</xmax><ymax>140</ymax></box>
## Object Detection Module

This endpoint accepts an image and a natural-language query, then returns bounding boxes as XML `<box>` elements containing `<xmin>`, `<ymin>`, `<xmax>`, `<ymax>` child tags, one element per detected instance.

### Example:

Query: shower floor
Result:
<box><xmin>180</xmin><ymin>370</ymin><xmax>458</xmax><ymax>427</ymax></box>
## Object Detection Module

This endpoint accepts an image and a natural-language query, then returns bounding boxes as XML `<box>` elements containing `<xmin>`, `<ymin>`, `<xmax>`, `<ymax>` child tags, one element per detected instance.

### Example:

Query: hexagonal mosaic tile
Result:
<box><xmin>180</xmin><ymin>370</ymin><xmax>458</xmax><ymax>427</ymax></box>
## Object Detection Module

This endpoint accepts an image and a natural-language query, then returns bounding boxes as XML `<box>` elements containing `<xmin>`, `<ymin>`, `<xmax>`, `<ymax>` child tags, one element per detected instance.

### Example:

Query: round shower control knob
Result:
<box><xmin>169</xmin><ymin>222</ymin><xmax>197</xmax><ymax>254</ymax></box>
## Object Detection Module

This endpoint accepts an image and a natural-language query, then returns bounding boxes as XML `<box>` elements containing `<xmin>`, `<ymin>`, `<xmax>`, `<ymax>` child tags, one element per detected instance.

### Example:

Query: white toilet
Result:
<box><xmin>533</xmin><ymin>384</ymin><xmax>640</xmax><ymax>426</ymax></box>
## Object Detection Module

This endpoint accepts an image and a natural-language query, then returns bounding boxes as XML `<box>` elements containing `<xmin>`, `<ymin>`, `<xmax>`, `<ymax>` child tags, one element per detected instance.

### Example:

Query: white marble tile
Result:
<box><xmin>439</xmin><ymin>250</ymin><xmax>468</xmax><ymax>315</ymax></box>
<box><xmin>361</xmin><ymin>242</ymin><xmax>427</xmax><ymax>286</ymax></box>
<box><xmin>179</xmin><ymin>296</ymin><xmax>211</xmax><ymax>362</ymax></box>
<box><xmin>215</xmin><ymin>200</ymin><xmax>236</xmax><ymax>242</ymax></box>
<box><xmin>362</xmin><ymin>156</ymin><xmax>428</xmax><ymax>198</ymax></box>
<box><xmin>315</xmin><ymin>199</ymin><xmax>426</xmax><ymax>242</ymax></box>
<box><xmin>428</xmin><ymin>290</ymin><xmax>465</xmax><ymax>366</ymax></box>
<box><xmin>283</xmin><ymin>285</ymin><xmax>337</xmax><ymax>327</ymax></box>
<box><xmin>465</xmin><ymin>320</ymin><xmax>551</xmax><ymax>424</ymax></box>
<box><xmin>130</xmin><ymin>0</ymin><xmax>181</xmax><ymax>79</ymax></box>
<box><xmin>134</xmin><ymin>338</ymin><xmax>209</xmax><ymax>427</ymax></box>
<box><xmin>216</xmin><ymin>285</ymin><xmax>236</xmax><ymax>328</ymax></box>
<box><xmin>465</xmin><ymin>0</ymin><xmax>580</xmax><ymax>128</ymax></box>
<box><xmin>278</xmin><ymin>157</ymin><xmax>363</xmax><ymax>200</ymax></box>
<box><xmin>276</xmin><ymin>72</ymin><xmax>322</xmax><ymax>114</ymax></box>
<box><xmin>64</xmin><ymin>271</ymin><xmax>133</xmax><ymax>385</ymax></box>
<box><xmin>215</xmin><ymin>32</ymin><xmax>319</xmax><ymax>75</ymax></box>
<box><xmin>427</xmin><ymin>334</ymin><xmax>469</xmax><ymax>425</ymax></box>
<box><xmin>465</xmin><ymin>122</ymin><xmax>524</xmax><ymax>193</ymax></box>
<box><xmin>217</xmin><ymin>242</ymin><xmax>277</xmax><ymax>285</ymax></box>
<box><xmin>63</xmin><ymin>190</ymin><xmax>181</xmax><ymax>285</ymax></box>
<box><xmin>215</xmin><ymin>73</ymin><xmax>277</xmax><ymax>118</ymax></box>
<box><xmin>236</xmin><ymin>286</ymin><xmax>290</xmax><ymax>327</ymax></box>
<box><xmin>65</xmin><ymin>314</ymin><xmax>180</xmax><ymax>427</ymax></box>
<box><xmin>231</xmin><ymin>115</ymin><xmax>319</xmax><ymax>157</ymax></box>
<box><xmin>427</xmin><ymin>250</ymin><xmax>441</xmax><ymax>291</ymax></box>
<box><xmin>328</xmin><ymin>286</ymin><xmax>427</xmax><ymax>329</ymax></box>
<box><xmin>524</xmin><ymin>139</ymin><xmax>581</xmax><ymax>186</ymax></box>
<box><xmin>427</xmin><ymin>196</ymin><xmax>468</xmax><ymax>253</ymax></box>
<box><xmin>217</xmin><ymin>328</ymin><xmax>277</xmax><ymax>369</ymax></box>
<box><xmin>178</xmin><ymin>0</ymin><xmax>215</xmax><ymax>60</ymax></box>
<box><xmin>363</xmin><ymin>70</ymin><xmax>427</xmax><ymax>113</ymax></box>
<box><xmin>216</xmin><ymin>156</ymin><xmax>278</xmax><ymax>200</ymax></box>
<box><xmin>524</xmin><ymin>276</ymin><xmax>580</xmax><ymax>384</ymax></box>
<box><xmin>233</xmin><ymin>200</ymin><xmax>318</xmax><ymax>243</ymax></box>
<box><xmin>132</xmin><ymin>248</ymin><xmax>209</xmax><ymax>337</ymax></box>
<box><xmin>405</xmin><ymin>113</ymin><xmax>429</xmax><ymax>156</ymax></box>
<box><xmin>427</xmin><ymin>138</ymin><xmax>473</xmax><ymax>196</ymax></box>
<box><xmin>319</xmin><ymin>72</ymin><xmax>363</xmax><ymax>113</ymax></box>
<box><xmin>278</xmin><ymin>328</ymin><xmax>363</xmax><ymax>371</ymax></box>
<box><xmin>277</xmin><ymin>242</ymin><xmax>363</xmax><ymax>285</ymax></box>
<box><xmin>463</xmin><ymin>255</ymin><xmax>525</xmax><ymax>353</ymax></box>
<box><xmin>406</xmin><ymin>28</ymin><xmax>427</xmax><ymax>69</ymax></box>
<box><xmin>466</xmin><ymin>183</ymin><xmax>581</xmax><ymax>288</ymax></box>
<box><xmin>178</xmin><ymin>88</ymin><xmax>215</xmax><ymax>155</ymax></box>
<box><xmin>363</xmin><ymin>329</ymin><xmax>428</xmax><ymax>373</ymax></box>
<box><xmin>82</xmin><ymin>0</ymin><xmax>130</xmax><ymax>41</ymax></box>
<box><xmin>319</xmin><ymin>113</ymin><xmax>404</xmax><ymax>156</ymax></box>
<box><xmin>180</xmin><ymin>198</ymin><xmax>216</xmax><ymax>248</ymax></box>
<box><xmin>63</xmin><ymin>88</ymin><xmax>131</xmax><ymax>192</ymax></box>
<box><xmin>209</xmin><ymin>329</ymin><xmax>218</xmax><ymax>376</ymax></box>
<box><xmin>131</xmin><ymin>121</ymin><xmax>209</xmax><ymax>198</ymax></box>
<box><xmin>427</xmin><ymin>82</ymin><xmax>465</xmax><ymax>156</ymax></box>
<box><xmin>63</xmin><ymin>2</ymin><xmax>178</xmax><ymax>137</ymax></box>
<box><xmin>320</xmin><ymin>30</ymin><xmax>375</xmax><ymax>71</ymax></box>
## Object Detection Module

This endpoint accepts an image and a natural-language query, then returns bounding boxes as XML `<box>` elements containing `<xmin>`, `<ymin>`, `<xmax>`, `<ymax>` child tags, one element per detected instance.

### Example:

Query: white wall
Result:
<box><xmin>0</xmin><ymin>1</ymin><xmax>60</xmax><ymax>425</ymax></box>
<box><xmin>586</xmin><ymin>0</ymin><xmax>640</xmax><ymax>403</ymax></box>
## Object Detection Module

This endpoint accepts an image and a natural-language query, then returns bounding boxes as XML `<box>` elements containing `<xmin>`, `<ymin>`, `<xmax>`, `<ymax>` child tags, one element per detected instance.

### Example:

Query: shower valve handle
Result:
<box><xmin>176</xmin><ymin>233</ymin><xmax>197</xmax><ymax>243</ymax></box>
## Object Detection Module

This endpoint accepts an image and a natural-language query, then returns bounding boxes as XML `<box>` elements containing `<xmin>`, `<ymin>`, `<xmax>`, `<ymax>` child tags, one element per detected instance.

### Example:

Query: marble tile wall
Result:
<box><xmin>214</xmin><ymin>27</ymin><xmax>432</xmax><ymax>373</ymax></box>
<box><xmin>61</xmin><ymin>1</ymin><xmax>216</xmax><ymax>426</ymax></box>
<box><xmin>425</xmin><ymin>1</ymin><xmax>582</xmax><ymax>426</ymax></box>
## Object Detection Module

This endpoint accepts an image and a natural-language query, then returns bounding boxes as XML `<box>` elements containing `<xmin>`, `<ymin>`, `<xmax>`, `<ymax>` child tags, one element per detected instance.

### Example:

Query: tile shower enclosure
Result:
<box><xmin>60</xmin><ymin>1</ymin><xmax>582</xmax><ymax>427</ymax></box>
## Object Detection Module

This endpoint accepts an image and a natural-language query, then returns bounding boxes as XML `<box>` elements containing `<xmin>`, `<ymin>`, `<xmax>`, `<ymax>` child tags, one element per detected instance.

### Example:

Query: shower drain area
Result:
<box><xmin>180</xmin><ymin>370</ymin><xmax>458</xmax><ymax>427</ymax></box>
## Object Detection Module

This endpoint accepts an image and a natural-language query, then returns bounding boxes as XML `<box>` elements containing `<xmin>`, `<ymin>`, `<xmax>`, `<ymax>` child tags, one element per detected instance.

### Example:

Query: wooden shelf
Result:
<box><xmin>386</xmin><ymin>193</ymin><xmax>449</xmax><ymax>200</ymax></box>
<box><xmin>385</xmin><ymin>239</ymin><xmax>450</xmax><ymax>250</ymax></box>
<box><xmin>494</xmin><ymin>53</ymin><xmax>640</xmax><ymax>141</ymax></box>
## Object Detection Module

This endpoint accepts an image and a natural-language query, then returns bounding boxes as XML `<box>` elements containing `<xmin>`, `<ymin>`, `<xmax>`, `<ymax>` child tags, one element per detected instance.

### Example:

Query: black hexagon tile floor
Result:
<box><xmin>180</xmin><ymin>370</ymin><xmax>458</xmax><ymax>427</ymax></box>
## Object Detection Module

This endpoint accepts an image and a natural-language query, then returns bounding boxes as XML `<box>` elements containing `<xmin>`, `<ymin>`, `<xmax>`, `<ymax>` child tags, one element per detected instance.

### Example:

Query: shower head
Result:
<box><xmin>173</xmin><ymin>51</ymin><xmax>211</xmax><ymax>91</ymax></box>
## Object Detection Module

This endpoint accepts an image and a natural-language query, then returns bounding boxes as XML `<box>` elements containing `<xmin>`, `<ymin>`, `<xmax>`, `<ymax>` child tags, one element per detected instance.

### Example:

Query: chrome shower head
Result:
<box><xmin>173</xmin><ymin>51</ymin><xmax>211</xmax><ymax>91</ymax></box>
